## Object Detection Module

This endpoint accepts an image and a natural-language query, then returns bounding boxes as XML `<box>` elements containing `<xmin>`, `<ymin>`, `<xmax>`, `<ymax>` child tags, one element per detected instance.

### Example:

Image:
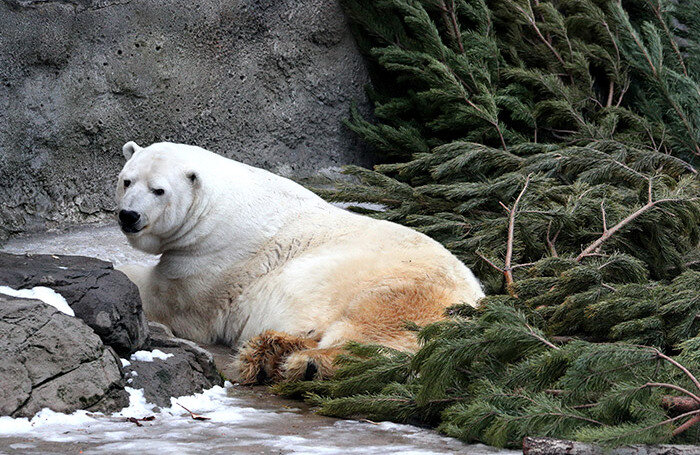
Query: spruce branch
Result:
<box><xmin>615</xmin><ymin>4</ymin><xmax>700</xmax><ymax>156</ymax></box>
<box><xmin>608</xmin><ymin>409</ymin><xmax>700</xmax><ymax>442</ymax></box>
<box><xmin>508</xmin><ymin>410</ymin><xmax>603</xmax><ymax>427</ymax></box>
<box><xmin>444</xmin><ymin>64</ymin><xmax>509</xmax><ymax>150</ymax></box>
<box><xmin>436</xmin><ymin>0</ymin><xmax>464</xmax><ymax>54</ymax></box>
<box><xmin>320</xmin><ymin>0</ymin><xmax>700</xmax><ymax>447</ymax></box>
<box><xmin>509</xmin><ymin>1</ymin><xmax>573</xmax><ymax>84</ymax></box>
<box><xmin>645</xmin><ymin>0</ymin><xmax>688</xmax><ymax>77</ymax></box>
<box><xmin>576</xmin><ymin>180</ymin><xmax>694</xmax><ymax>262</ymax></box>
<box><xmin>648</xmin><ymin>347</ymin><xmax>700</xmax><ymax>393</ymax></box>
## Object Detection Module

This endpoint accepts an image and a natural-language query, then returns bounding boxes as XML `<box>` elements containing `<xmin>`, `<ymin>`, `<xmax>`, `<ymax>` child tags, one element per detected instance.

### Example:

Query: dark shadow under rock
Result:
<box><xmin>0</xmin><ymin>252</ymin><xmax>148</xmax><ymax>356</ymax></box>
<box><xmin>0</xmin><ymin>295</ymin><xmax>128</xmax><ymax>417</ymax></box>
<box><xmin>122</xmin><ymin>322</ymin><xmax>224</xmax><ymax>407</ymax></box>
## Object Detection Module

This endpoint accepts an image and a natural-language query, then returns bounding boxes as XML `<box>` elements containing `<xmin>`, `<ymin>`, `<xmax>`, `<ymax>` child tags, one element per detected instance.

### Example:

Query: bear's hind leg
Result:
<box><xmin>235</xmin><ymin>330</ymin><xmax>317</xmax><ymax>384</ymax></box>
<box><xmin>273</xmin><ymin>281</ymin><xmax>454</xmax><ymax>382</ymax></box>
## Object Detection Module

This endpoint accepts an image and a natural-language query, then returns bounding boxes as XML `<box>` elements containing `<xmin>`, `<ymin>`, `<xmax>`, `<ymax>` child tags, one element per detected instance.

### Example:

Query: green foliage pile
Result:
<box><xmin>282</xmin><ymin>0</ymin><xmax>700</xmax><ymax>448</ymax></box>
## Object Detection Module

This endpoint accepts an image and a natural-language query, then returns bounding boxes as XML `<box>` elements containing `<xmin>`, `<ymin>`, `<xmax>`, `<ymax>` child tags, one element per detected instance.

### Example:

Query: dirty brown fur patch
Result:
<box><xmin>236</xmin><ymin>330</ymin><xmax>317</xmax><ymax>384</ymax></box>
<box><xmin>281</xmin><ymin>347</ymin><xmax>344</xmax><ymax>382</ymax></box>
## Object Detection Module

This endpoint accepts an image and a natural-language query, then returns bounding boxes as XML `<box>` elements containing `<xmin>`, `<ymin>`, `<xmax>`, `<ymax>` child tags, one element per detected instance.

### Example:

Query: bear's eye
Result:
<box><xmin>152</xmin><ymin>188</ymin><xmax>165</xmax><ymax>196</ymax></box>
<box><xmin>123</xmin><ymin>179</ymin><xmax>131</xmax><ymax>188</ymax></box>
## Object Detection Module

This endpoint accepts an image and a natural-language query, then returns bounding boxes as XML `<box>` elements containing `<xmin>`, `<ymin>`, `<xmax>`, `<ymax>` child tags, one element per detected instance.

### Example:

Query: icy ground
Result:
<box><xmin>0</xmin><ymin>222</ymin><xmax>517</xmax><ymax>455</ymax></box>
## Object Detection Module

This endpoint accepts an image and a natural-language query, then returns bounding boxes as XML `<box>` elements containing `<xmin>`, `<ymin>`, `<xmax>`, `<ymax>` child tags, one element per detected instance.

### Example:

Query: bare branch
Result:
<box><xmin>600</xmin><ymin>200</ymin><xmax>608</xmax><ymax>233</ymax></box>
<box><xmin>525</xmin><ymin>323</ymin><xmax>560</xmax><ymax>351</ymax></box>
<box><xmin>642</xmin><ymin>382</ymin><xmax>700</xmax><ymax>405</ymax></box>
<box><xmin>651</xmin><ymin>348</ymin><xmax>700</xmax><ymax>393</ymax></box>
<box><xmin>476</xmin><ymin>251</ymin><xmax>504</xmax><ymax>273</ymax></box>
<box><xmin>504</xmin><ymin>175</ymin><xmax>532</xmax><ymax>295</ymax></box>
<box><xmin>576</xmin><ymin>196</ymin><xmax>688</xmax><ymax>262</ymax></box>
<box><xmin>672</xmin><ymin>413</ymin><xmax>700</xmax><ymax>437</ymax></box>
<box><xmin>546</xmin><ymin>221</ymin><xmax>559</xmax><ymax>258</ymax></box>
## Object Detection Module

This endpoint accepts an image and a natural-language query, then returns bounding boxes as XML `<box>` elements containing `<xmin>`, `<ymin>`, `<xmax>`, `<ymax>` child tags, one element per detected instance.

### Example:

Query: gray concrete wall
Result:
<box><xmin>0</xmin><ymin>0</ymin><xmax>372</xmax><ymax>239</ymax></box>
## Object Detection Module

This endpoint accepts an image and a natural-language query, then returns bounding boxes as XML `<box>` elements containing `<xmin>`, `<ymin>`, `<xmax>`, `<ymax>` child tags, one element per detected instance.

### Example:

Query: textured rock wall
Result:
<box><xmin>0</xmin><ymin>0</ymin><xmax>372</xmax><ymax>239</ymax></box>
<box><xmin>0</xmin><ymin>295</ymin><xmax>128</xmax><ymax>417</ymax></box>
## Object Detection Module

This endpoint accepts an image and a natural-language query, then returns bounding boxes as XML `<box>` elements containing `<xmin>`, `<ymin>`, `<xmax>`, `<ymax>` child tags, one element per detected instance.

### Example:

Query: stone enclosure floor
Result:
<box><xmin>0</xmin><ymin>222</ymin><xmax>517</xmax><ymax>455</ymax></box>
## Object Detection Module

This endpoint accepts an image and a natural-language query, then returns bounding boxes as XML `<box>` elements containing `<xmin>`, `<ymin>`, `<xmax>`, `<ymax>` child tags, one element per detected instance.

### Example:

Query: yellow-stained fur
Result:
<box><xmin>231</xmin><ymin>213</ymin><xmax>481</xmax><ymax>383</ymax></box>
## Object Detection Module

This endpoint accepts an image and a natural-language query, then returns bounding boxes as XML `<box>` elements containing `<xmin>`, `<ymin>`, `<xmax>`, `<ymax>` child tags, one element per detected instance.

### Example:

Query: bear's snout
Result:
<box><xmin>119</xmin><ymin>210</ymin><xmax>141</xmax><ymax>232</ymax></box>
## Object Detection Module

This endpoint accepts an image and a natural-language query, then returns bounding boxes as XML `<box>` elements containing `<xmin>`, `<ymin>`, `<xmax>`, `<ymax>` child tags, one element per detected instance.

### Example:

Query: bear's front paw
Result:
<box><xmin>235</xmin><ymin>330</ymin><xmax>317</xmax><ymax>384</ymax></box>
<box><xmin>280</xmin><ymin>348</ymin><xmax>343</xmax><ymax>382</ymax></box>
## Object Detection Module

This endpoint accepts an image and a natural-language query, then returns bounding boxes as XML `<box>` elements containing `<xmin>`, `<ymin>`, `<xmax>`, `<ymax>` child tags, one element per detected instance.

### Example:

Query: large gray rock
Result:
<box><xmin>0</xmin><ymin>252</ymin><xmax>148</xmax><ymax>356</ymax></box>
<box><xmin>0</xmin><ymin>0</ymin><xmax>372</xmax><ymax>239</ymax></box>
<box><xmin>123</xmin><ymin>322</ymin><xmax>224</xmax><ymax>407</ymax></box>
<box><xmin>0</xmin><ymin>295</ymin><xmax>128</xmax><ymax>417</ymax></box>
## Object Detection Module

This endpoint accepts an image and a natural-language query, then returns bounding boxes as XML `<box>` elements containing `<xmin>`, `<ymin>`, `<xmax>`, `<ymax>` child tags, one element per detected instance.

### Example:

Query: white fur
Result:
<box><xmin>116</xmin><ymin>142</ymin><xmax>484</xmax><ymax>347</ymax></box>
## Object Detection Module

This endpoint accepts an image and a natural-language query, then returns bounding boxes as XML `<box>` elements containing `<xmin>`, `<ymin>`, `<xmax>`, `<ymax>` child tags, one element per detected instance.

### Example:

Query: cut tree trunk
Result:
<box><xmin>522</xmin><ymin>437</ymin><xmax>699</xmax><ymax>455</ymax></box>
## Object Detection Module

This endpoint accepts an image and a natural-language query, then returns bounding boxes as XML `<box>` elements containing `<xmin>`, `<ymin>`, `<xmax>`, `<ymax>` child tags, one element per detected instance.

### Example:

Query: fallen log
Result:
<box><xmin>522</xmin><ymin>437</ymin><xmax>700</xmax><ymax>455</ymax></box>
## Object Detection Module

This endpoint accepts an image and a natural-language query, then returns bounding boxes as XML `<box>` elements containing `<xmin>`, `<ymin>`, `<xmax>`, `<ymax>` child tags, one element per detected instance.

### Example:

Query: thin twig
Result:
<box><xmin>600</xmin><ymin>200</ymin><xmax>608</xmax><ymax>233</ymax></box>
<box><xmin>511</xmin><ymin>262</ymin><xmax>537</xmax><ymax>270</ymax></box>
<box><xmin>615</xmin><ymin>78</ymin><xmax>630</xmax><ymax>107</ymax></box>
<box><xmin>525</xmin><ymin>323</ymin><xmax>560</xmax><ymax>351</ymax></box>
<box><xmin>606</xmin><ymin>80</ymin><xmax>614</xmax><ymax>108</ymax></box>
<box><xmin>642</xmin><ymin>382</ymin><xmax>700</xmax><ymax>405</ymax></box>
<box><xmin>651</xmin><ymin>348</ymin><xmax>700</xmax><ymax>393</ymax></box>
<box><xmin>504</xmin><ymin>175</ymin><xmax>531</xmax><ymax>295</ymax></box>
<box><xmin>600</xmin><ymin>409</ymin><xmax>700</xmax><ymax>442</ymax></box>
<box><xmin>176</xmin><ymin>403</ymin><xmax>211</xmax><ymax>421</ymax></box>
<box><xmin>438</xmin><ymin>0</ymin><xmax>464</xmax><ymax>54</ymax></box>
<box><xmin>673</xmin><ymin>413</ymin><xmax>700</xmax><ymax>436</ymax></box>
<box><xmin>546</xmin><ymin>221</ymin><xmax>559</xmax><ymax>258</ymax></box>
<box><xmin>476</xmin><ymin>251</ymin><xmax>504</xmax><ymax>273</ymax></box>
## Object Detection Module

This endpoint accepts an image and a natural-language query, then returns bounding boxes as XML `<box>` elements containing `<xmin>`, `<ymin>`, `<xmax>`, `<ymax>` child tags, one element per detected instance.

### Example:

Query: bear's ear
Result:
<box><xmin>186</xmin><ymin>171</ymin><xmax>200</xmax><ymax>188</ymax></box>
<box><xmin>122</xmin><ymin>141</ymin><xmax>142</xmax><ymax>161</ymax></box>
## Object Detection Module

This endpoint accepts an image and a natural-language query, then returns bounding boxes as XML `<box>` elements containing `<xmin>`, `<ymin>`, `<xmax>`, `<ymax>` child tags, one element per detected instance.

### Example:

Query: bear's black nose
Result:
<box><xmin>119</xmin><ymin>210</ymin><xmax>140</xmax><ymax>227</ymax></box>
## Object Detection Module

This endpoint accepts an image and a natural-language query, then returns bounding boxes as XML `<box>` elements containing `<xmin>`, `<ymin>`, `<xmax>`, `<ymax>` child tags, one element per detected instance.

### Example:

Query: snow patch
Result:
<box><xmin>113</xmin><ymin>387</ymin><xmax>156</xmax><ymax>418</ymax></box>
<box><xmin>120</xmin><ymin>358</ymin><xmax>131</xmax><ymax>367</ymax></box>
<box><xmin>130</xmin><ymin>349</ymin><xmax>174</xmax><ymax>362</ymax></box>
<box><xmin>0</xmin><ymin>408</ymin><xmax>96</xmax><ymax>436</ymax></box>
<box><xmin>0</xmin><ymin>285</ymin><xmax>74</xmax><ymax>316</ymax></box>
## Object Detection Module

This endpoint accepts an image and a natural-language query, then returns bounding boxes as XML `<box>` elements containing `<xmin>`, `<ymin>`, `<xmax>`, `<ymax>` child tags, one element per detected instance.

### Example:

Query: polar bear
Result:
<box><xmin>116</xmin><ymin>141</ymin><xmax>484</xmax><ymax>383</ymax></box>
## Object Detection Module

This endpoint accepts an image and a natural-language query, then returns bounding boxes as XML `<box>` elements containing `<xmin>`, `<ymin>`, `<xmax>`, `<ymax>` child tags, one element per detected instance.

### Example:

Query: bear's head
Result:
<box><xmin>117</xmin><ymin>141</ymin><xmax>200</xmax><ymax>254</ymax></box>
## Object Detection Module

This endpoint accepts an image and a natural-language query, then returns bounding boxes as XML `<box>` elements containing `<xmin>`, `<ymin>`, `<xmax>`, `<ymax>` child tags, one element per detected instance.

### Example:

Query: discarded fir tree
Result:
<box><xmin>276</xmin><ymin>0</ymin><xmax>700</xmax><ymax>448</ymax></box>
